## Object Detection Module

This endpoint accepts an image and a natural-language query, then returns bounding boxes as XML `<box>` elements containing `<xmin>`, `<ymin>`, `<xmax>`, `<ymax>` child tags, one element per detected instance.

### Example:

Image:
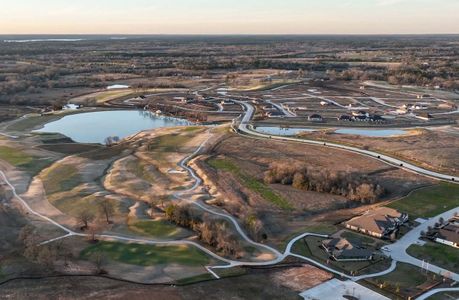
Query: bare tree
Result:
<box><xmin>98</xmin><ymin>199</ymin><xmax>115</xmax><ymax>224</ymax></box>
<box><xmin>78</xmin><ymin>209</ymin><xmax>95</xmax><ymax>230</ymax></box>
<box><xmin>90</xmin><ymin>251</ymin><xmax>107</xmax><ymax>274</ymax></box>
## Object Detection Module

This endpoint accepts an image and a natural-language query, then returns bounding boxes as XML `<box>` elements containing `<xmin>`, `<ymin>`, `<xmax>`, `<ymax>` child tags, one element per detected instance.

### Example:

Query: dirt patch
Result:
<box><xmin>271</xmin><ymin>264</ymin><xmax>333</xmax><ymax>291</ymax></box>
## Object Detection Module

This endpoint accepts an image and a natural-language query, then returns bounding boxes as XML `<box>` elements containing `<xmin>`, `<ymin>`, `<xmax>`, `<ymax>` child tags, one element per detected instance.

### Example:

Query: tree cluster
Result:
<box><xmin>264</xmin><ymin>163</ymin><xmax>385</xmax><ymax>203</ymax></box>
<box><xmin>165</xmin><ymin>204</ymin><xmax>242</xmax><ymax>257</ymax></box>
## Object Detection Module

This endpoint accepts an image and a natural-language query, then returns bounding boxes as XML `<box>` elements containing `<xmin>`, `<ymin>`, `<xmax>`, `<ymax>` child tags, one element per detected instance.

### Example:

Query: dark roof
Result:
<box><xmin>323</xmin><ymin>238</ymin><xmax>373</xmax><ymax>259</ymax></box>
<box><xmin>338</xmin><ymin>114</ymin><xmax>352</xmax><ymax>120</ymax></box>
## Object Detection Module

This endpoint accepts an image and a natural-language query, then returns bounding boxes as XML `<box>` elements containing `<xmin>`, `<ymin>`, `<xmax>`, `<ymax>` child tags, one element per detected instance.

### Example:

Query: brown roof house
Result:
<box><xmin>345</xmin><ymin>207</ymin><xmax>408</xmax><ymax>239</ymax></box>
<box><xmin>435</xmin><ymin>220</ymin><xmax>459</xmax><ymax>249</ymax></box>
<box><xmin>322</xmin><ymin>238</ymin><xmax>373</xmax><ymax>261</ymax></box>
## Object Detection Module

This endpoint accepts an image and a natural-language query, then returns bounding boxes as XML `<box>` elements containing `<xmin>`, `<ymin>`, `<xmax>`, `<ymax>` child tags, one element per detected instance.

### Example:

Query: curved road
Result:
<box><xmin>234</xmin><ymin>100</ymin><xmax>459</xmax><ymax>183</ymax></box>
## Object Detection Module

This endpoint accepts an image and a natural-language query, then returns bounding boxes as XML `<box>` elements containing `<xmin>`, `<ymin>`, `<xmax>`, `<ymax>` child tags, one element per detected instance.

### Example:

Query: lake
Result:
<box><xmin>34</xmin><ymin>110</ymin><xmax>192</xmax><ymax>144</ymax></box>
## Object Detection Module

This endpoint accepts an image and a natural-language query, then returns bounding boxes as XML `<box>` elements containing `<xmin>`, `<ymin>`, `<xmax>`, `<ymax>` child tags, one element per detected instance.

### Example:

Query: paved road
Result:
<box><xmin>234</xmin><ymin>100</ymin><xmax>459</xmax><ymax>183</ymax></box>
<box><xmin>382</xmin><ymin>206</ymin><xmax>459</xmax><ymax>282</ymax></box>
<box><xmin>416</xmin><ymin>287</ymin><xmax>459</xmax><ymax>300</ymax></box>
<box><xmin>265</xmin><ymin>100</ymin><xmax>296</xmax><ymax>117</ymax></box>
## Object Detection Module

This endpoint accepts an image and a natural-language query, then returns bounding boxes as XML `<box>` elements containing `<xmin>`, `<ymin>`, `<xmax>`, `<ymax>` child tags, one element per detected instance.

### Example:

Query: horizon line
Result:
<box><xmin>1</xmin><ymin>33</ymin><xmax>459</xmax><ymax>36</ymax></box>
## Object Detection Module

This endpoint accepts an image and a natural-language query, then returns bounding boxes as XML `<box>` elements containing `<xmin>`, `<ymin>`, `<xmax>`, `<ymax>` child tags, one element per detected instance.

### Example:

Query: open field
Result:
<box><xmin>296</xmin><ymin>127</ymin><xmax>459</xmax><ymax>176</ymax></box>
<box><xmin>363</xmin><ymin>263</ymin><xmax>443</xmax><ymax>300</ymax></box>
<box><xmin>197</xmin><ymin>132</ymin><xmax>432</xmax><ymax>245</ymax></box>
<box><xmin>0</xmin><ymin>267</ymin><xmax>304</xmax><ymax>299</ymax></box>
<box><xmin>387</xmin><ymin>183</ymin><xmax>459</xmax><ymax>219</ymax></box>
<box><xmin>407</xmin><ymin>242</ymin><xmax>459</xmax><ymax>273</ymax></box>
<box><xmin>128</xmin><ymin>219</ymin><xmax>191</xmax><ymax>239</ymax></box>
<box><xmin>0</xmin><ymin>145</ymin><xmax>54</xmax><ymax>175</ymax></box>
<box><xmin>207</xmin><ymin>157</ymin><xmax>292</xmax><ymax>210</ymax></box>
<box><xmin>80</xmin><ymin>242</ymin><xmax>213</xmax><ymax>267</ymax></box>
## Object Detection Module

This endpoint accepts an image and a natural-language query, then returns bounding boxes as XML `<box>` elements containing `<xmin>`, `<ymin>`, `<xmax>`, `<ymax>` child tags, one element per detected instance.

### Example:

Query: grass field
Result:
<box><xmin>129</xmin><ymin>219</ymin><xmax>188</xmax><ymax>238</ymax></box>
<box><xmin>388</xmin><ymin>183</ymin><xmax>459</xmax><ymax>219</ymax></box>
<box><xmin>0</xmin><ymin>145</ymin><xmax>53</xmax><ymax>175</ymax></box>
<box><xmin>366</xmin><ymin>263</ymin><xmax>439</xmax><ymax>298</ymax></box>
<box><xmin>40</xmin><ymin>163</ymin><xmax>82</xmax><ymax>195</ymax></box>
<box><xmin>208</xmin><ymin>158</ymin><xmax>292</xmax><ymax>210</ymax></box>
<box><xmin>126</xmin><ymin>159</ymin><xmax>156</xmax><ymax>183</ymax></box>
<box><xmin>148</xmin><ymin>133</ymin><xmax>190</xmax><ymax>153</ymax></box>
<box><xmin>39</xmin><ymin>143</ymin><xmax>101</xmax><ymax>155</ymax></box>
<box><xmin>341</xmin><ymin>230</ymin><xmax>376</xmax><ymax>245</ymax></box>
<box><xmin>292</xmin><ymin>235</ymin><xmax>390</xmax><ymax>276</ymax></box>
<box><xmin>0</xmin><ymin>146</ymin><xmax>33</xmax><ymax>166</ymax></box>
<box><xmin>79</xmin><ymin>144</ymin><xmax>128</xmax><ymax>160</ymax></box>
<box><xmin>407</xmin><ymin>242</ymin><xmax>459</xmax><ymax>272</ymax></box>
<box><xmin>81</xmin><ymin>241</ymin><xmax>212</xmax><ymax>266</ymax></box>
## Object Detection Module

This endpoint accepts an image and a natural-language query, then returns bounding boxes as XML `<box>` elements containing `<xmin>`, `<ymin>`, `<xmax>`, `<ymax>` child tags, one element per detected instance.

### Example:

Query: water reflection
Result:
<box><xmin>34</xmin><ymin>110</ymin><xmax>193</xmax><ymax>144</ymax></box>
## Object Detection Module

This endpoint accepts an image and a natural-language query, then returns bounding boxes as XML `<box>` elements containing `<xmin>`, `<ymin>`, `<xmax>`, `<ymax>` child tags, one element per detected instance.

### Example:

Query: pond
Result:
<box><xmin>34</xmin><ymin>110</ymin><xmax>192</xmax><ymax>144</ymax></box>
<box><xmin>254</xmin><ymin>126</ymin><xmax>407</xmax><ymax>137</ymax></box>
<box><xmin>335</xmin><ymin>128</ymin><xmax>407</xmax><ymax>137</ymax></box>
<box><xmin>254</xmin><ymin>126</ymin><xmax>317</xmax><ymax>136</ymax></box>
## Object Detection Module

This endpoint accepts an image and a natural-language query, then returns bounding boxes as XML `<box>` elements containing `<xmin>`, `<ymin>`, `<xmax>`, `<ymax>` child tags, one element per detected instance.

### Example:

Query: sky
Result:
<box><xmin>1</xmin><ymin>0</ymin><xmax>458</xmax><ymax>35</ymax></box>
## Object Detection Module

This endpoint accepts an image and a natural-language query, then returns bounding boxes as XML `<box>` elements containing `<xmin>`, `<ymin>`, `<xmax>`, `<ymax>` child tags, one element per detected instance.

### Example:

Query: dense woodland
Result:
<box><xmin>1</xmin><ymin>35</ymin><xmax>458</xmax><ymax>106</ymax></box>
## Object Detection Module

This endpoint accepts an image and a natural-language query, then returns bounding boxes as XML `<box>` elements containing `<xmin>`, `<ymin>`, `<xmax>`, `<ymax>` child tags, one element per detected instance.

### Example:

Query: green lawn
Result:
<box><xmin>0</xmin><ymin>145</ymin><xmax>53</xmax><ymax>175</ymax></box>
<box><xmin>129</xmin><ymin>219</ymin><xmax>188</xmax><ymax>238</ymax></box>
<box><xmin>126</xmin><ymin>159</ymin><xmax>156</xmax><ymax>183</ymax></box>
<box><xmin>7</xmin><ymin>115</ymin><xmax>56</xmax><ymax>132</ymax></box>
<box><xmin>291</xmin><ymin>236</ymin><xmax>387</xmax><ymax>276</ymax></box>
<box><xmin>39</xmin><ymin>143</ymin><xmax>101</xmax><ymax>155</ymax></box>
<box><xmin>407</xmin><ymin>242</ymin><xmax>459</xmax><ymax>273</ymax></box>
<box><xmin>40</xmin><ymin>163</ymin><xmax>82</xmax><ymax>195</ymax></box>
<box><xmin>302</xmin><ymin>224</ymin><xmax>338</xmax><ymax>235</ymax></box>
<box><xmin>388</xmin><ymin>183</ymin><xmax>459</xmax><ymax>219</ymax></box>
<box><xmin>81</xmin><ymin>241</ymin><xmax>212</xmax><ymax>266</ymax></box>
<box><xmin>0</xmin><ymin>146</ymin><xmax>33</xmax><ymax>166</ymax></box>
<box><xmin>208</xmin><ymin>158</ymin><xmax>292</xmax><ymax>210</ymax></box>
<box><xmin>370</xmin><ymin>263</ymin><xmax>433</xmax><ymax>290</ymax></box>
<box><xmin>78</xmin><ymin>144</ymin><xmax>127</xmax><ymax>160</ymax></box>
<box><xmin>49</xmin><ymin>193</ymin><xmax>124</xmax><ymax>218</ymax></box>
<box><xmin>341</xmin><ymin>230</ymin><xmax>377</xmax><ymax>245</ymax></box>
<box><xmin>148</xmin><ymin>133</ymin><xmax>189</xmax><ymax>153</ymax></box>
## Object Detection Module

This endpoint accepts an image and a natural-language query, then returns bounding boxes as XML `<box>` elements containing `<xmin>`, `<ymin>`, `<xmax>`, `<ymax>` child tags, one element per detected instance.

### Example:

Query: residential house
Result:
<box><xmin>308</xmin><ymin>114</ymin><xmax>323</xmax><ymax>122</ymax></box>
<box><xmin>416</xmin><ymin>112</ymin><xmax>433</xmax><ymax>121</ymax></box>
<box><xmin>352</xmin><ymin>110</ymin><xmax>368</xmax><ymax>117</ymax></box>
<box><xmin>337</xmin><ymin>114</ymin><xmax>352</xmax><ymax>121</ymax></box>
<box><xmin>435</xmin><ymin>218</ymin><xmax>459</xmax><ymax>249</ymax></box>
<box><xmin>369</xmin><ymin>114</ymin><xmax>384</xmax><ymax>123</ymax></box>
<box><xmin>353</xmin><ymin>115</ymin><xmax>368</xmax><ymax>122</ymax></box>
<box><xmin>322</xmin><ymin>238</ymin><xmax>373</xmax><ymax>261</ymax></box>
<box><xmin>345</xmin><ymin>207</ymin><xmax>408</xmax><ymax>239</ymax></box>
